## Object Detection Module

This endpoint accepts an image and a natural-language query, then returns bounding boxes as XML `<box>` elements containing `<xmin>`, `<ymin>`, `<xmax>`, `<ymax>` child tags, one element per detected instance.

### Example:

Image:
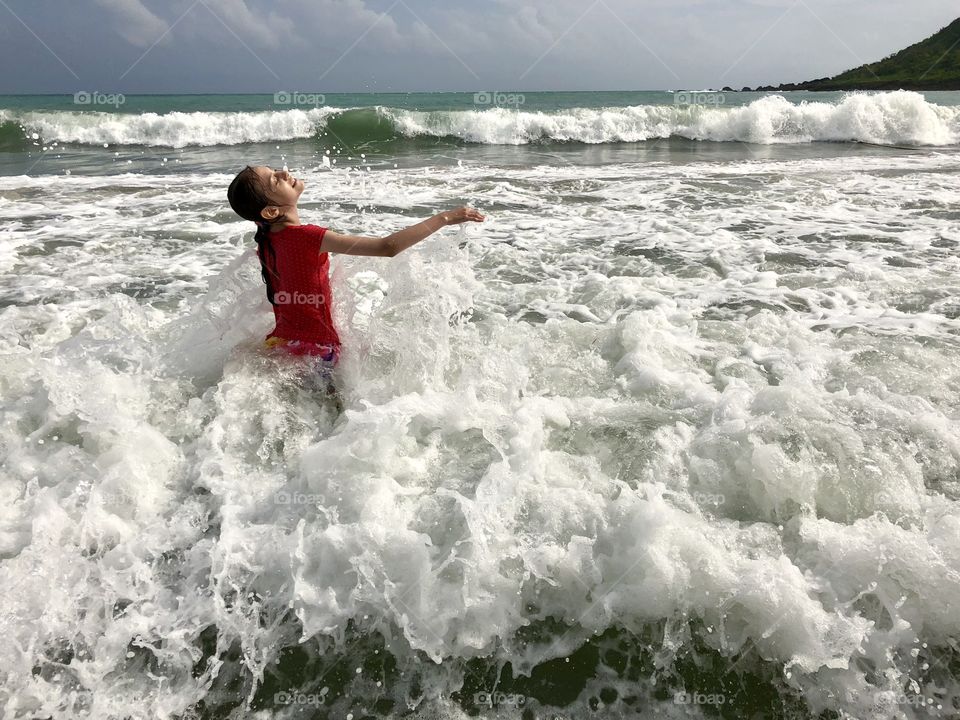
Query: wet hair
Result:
<box><xmin>227</xmin><ymin>166</ymin><xmax>282</xmax><ymax>305</ymax></box>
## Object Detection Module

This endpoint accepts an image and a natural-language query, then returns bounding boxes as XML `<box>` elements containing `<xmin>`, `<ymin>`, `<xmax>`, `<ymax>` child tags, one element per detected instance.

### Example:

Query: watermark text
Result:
<box><xmin>473</xmin><ymin>91</ymin><xmax>525</xmax><ymax>108</ymax></box>
<box><xmin>274</xmin><ymin>91</ymin><xmax>326</xmax><ymax>107</ymax></box>
<box><xmin>474</xmin><ymin>692</ymin><xmax>526</xmax><ymax>708</ymax></box>
<box><xmin>74</xmin><ymin>91</ymin><xmax>125</xmax><ymax>108</ymax></box>
<box><xmin>674</xmin><ymin>91</ymin><xmax>725</xmax><ymax>107</ymax></box>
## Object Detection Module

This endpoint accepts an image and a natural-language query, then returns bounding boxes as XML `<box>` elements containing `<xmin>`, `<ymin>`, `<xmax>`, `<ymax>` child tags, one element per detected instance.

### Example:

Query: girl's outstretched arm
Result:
<box><xmin>320</xmin><ymin>207</ymin><xmax>484</xmax><ymax>257</ymax></box>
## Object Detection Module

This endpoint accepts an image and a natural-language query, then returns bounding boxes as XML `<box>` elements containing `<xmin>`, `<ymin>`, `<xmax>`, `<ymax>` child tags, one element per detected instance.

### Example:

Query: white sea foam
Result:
<box><xmin>1</xmin><ymin>153</ymin><xmax>959</xmax><ymax>718</ymax></box>
<box><xmin>388</xmin><ymin>92</ymin><xmax>960</xmax><ymax>146</ymax></box>
<box><xmin>2</xmin><ymin>91</ymin><xmax>959</xmax><ymax>148</ymax></box>
<box><xmin>0</xmin><ymin>106</ymin><xmax>338</xmax><ymax>148</ymax></box>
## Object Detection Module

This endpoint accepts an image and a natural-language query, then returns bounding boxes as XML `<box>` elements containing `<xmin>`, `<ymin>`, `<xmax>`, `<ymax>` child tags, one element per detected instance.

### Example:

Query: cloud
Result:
<box><xmin>17</xmin><ymin>0</ymin><xmax>950</xmax><ymax>92</ymax></box>
<box><xmin>93</xmin><ymin>0</ymin><xmax>169</xmax><ymax>48</ymax></box>
<box><xmin>199</xmin><ymin>0</ymin><xmax>299</xmax><ymax>50</ymax></box>
<box><xmin>193</xmin><ymin>0</ymin><xmax>409</xmax><ymax>51</ymax></box>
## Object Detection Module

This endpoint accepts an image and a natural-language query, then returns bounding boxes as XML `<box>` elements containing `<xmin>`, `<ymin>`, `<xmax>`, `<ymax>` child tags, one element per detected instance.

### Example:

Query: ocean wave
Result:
<box><xmin>2</xmin><ymin>91</ymin><xmax>958</xmax><ymax>148</ymax></box>
<box><xmin>0</xmin><ymin>106</ymin><xmax>337</xmax><ymax>148</ymax></box>
<box><xmin>384</xmin><ymin>92</ymin><xmax>960</xmax><ymax>146</ymax></box>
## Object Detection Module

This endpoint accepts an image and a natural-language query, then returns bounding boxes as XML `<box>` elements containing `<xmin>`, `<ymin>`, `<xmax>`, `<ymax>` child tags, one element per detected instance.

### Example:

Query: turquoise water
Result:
<box><xmin>0</xmin><ymin>90</ymin><xmax>862</xmax><ymax>113</ymax></box>
<box><xmin>2</xmin><ymin>90</ymin><xmax>960</xmax><ymax>112</ymax></box>
<box><xmin>1</xmin><ymin>89</ymin><xmax>959</xmax><ymax>179</ymax></box>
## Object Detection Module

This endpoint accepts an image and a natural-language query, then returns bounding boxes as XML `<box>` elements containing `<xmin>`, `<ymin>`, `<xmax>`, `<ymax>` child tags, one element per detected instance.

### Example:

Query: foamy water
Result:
<box><xmin>1</xmin><ymin>145</ymin><xmax>960</xmax><ymax>719</ymax></box>
<box><xmin>3</xmin><ymin>91</ymin><xmax>959</xmax><ymax>148</ymax></box>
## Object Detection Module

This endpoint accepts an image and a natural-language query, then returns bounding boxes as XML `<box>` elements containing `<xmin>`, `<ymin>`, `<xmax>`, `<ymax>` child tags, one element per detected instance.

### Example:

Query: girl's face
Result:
<box><xmin>254</xmin><ymin>165</ymin><xmax>304</xmax><ymax>210</ymax></box>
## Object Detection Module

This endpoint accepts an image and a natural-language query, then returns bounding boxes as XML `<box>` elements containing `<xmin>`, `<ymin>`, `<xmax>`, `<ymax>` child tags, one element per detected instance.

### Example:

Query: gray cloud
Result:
<box><xmin>93</xmin><ymin>0</ymin><xmax>169</xmax><ymax>48</ymax></box>
<box><xmin>0</xmin><ymin>0</ymin><xmax>956</xmax><ymax>92</ymax></box>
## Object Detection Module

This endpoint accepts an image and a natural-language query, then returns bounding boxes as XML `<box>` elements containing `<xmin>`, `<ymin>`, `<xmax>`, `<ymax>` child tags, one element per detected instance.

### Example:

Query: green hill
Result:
<box><xmin>764</xmin><ymin>18</ymin><xmax>960</xmax><ymax>91</ymax></box>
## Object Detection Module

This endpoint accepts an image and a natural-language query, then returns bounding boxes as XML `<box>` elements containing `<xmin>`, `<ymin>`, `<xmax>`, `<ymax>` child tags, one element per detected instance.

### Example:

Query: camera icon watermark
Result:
<box><xmin>274</xmin><ymin>290</ymin><xmax>325</xmax><ymax>307</ymax></box>
<box><xmin>473</xmin><ymin>692</ymin><xmax>526</xmax><ymax>708</ymax></box>
<box><xmin>873</xmin><ymin>489</ymin><xmax>901</xmax><ymax>507</ymax></box>
<box><xmin>273</xmin><ymin>91</ymin><xmax>326</xmax><ymax>107</ymax></box>
<box><xmin>274</xmin><ymin>691</ymin><xmax>326</xmax><ymax>706</ymax></box>
<box><xmin>674</xmin><ymin>691</ymin><xmax>726</xmax><ymax>706</ymax></box>
<box><xmin>674</xmin><ymin>91</ymin><xmax>725</xmax><ymax>107</ymax></box>
<box><xmin>473</xmin><ymin>91</ymin><xmax>525</xmax><ymax>108</ymax></box>
<box><xmin>274</xmin><ymin>491</ymin><xmax>325</xmax><ymax>506</ymax></box>
<box><xmin>74</xmin><ymin>91</ymin><xmax>125</xmax><ymax>108</ymax></box>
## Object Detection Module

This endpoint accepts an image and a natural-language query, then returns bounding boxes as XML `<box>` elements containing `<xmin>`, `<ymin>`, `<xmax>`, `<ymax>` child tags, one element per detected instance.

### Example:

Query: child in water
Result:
<box><xmin>227</xmin><ymin>165</ymin><xmax>484</xmax><ymax>397</ymax></box>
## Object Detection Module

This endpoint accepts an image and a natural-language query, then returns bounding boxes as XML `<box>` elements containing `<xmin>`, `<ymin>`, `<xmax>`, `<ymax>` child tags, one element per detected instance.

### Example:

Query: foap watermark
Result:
<box><xmin>74</xmin><ymin>91</ymin><xmax>125</xmax><ymax>108</ymax></box>
<box><xmin>674</xmin><ymin>91</ymin><xmax>725</xmax><ymax>107</ymax></box>
<box><xmin>473</xmin><ymin>692</ymin><xmax>526</xmax><ymax>708</ymax></box>
<box><xmin>674</xmin><ymin>691</ymin><xmax>726</xmax><ymax>706</ymax></box>
<box><xmin>473</xmin><ymin>91</ymin><xmax>525</xmax><ymax>108</ymax></box>
<box><xmin>274</xmin><ymin>290</ymin><xmax>325</xmax><ymax>307</ymax></box>
<box><xmin>873</xmin><ymin>489</ymin><xmax>901</xmax><ymax>508</ymax></box>
<box><xmin>273</xmin><ymin>91</ymin><xmax>326</xmax><ymax>107</ymax></box>
<box><xmin>894</xmin><ymin>694</ymin><xmax>935</xmax><ymax>709</ymax></box>
<box><xmin>274</xmin><ymin>491</ymin><xmax>325</xmax><ymax>506</ymax></box>
<box><xmin>97</xmin><ymin>488</ymin><xmax>137</xmax><ymax>505</ymax></box>
<box><xmin>853</xmin><ymin>690</ymin><xmax>942</xmax><ymax>712</ymax></box>
<box><xmin>693</xmin><ymin>491</ymin><xmax>725</xmax><ymax>506</ymax></box>
<box><xmin>274</xmin><ymin>691</ymin><xmax>326</xmax><ymax>707</ymax></box>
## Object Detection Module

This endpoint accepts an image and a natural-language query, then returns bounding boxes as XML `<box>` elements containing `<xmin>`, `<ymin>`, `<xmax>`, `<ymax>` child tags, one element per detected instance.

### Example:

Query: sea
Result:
<box><xmin>1</xmin><ymin>90</ymin><xmax>959</xmax><ymax>720</ymax></box>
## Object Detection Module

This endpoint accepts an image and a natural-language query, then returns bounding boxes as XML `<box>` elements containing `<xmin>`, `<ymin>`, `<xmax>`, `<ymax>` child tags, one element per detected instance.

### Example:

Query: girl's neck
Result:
<box><xmin>270</xmin><ymin>208</ymin><xmax>301</xmax><ymax>232</ymax></box>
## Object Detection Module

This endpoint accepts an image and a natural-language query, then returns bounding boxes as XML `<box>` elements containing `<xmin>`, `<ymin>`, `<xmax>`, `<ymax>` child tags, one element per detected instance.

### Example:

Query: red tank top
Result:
<box><xmin>258</xmin><ymin>224</ymin><xmax>340</xmax><ymax>346</ymax></box>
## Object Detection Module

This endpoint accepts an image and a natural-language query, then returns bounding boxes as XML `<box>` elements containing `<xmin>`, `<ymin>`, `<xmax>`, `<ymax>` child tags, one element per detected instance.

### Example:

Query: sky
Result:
<box><xmin>0</xmin><ymin>0</ymin><xmax>956</xmax><ymax>94</ymax></box>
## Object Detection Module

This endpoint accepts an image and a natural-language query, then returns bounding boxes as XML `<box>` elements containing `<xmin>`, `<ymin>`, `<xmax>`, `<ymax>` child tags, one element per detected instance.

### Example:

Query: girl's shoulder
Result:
<box><xmin>274</xmin><ymin>223</ymin><xmax>327</xmax><ymax>239</ymax></box>
<box><xmin>272</xmin><ymin>224</ymin><xmax>329</xmax><ymax>254</ymax></box>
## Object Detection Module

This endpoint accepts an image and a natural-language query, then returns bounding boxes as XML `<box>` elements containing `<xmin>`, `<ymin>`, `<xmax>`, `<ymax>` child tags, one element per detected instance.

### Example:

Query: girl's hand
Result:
<box><xmin>439</xmin><ymin>207</ymin><xmax>485</xmax><ymax>226</ymax></box>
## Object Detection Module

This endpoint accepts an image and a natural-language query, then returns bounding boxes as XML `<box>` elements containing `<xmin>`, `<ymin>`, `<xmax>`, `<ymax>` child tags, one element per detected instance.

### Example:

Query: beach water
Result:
<box><xmin>1</xmin><ymin>90</ymin><xmax>959</xmax><ymax>719</ymax></box>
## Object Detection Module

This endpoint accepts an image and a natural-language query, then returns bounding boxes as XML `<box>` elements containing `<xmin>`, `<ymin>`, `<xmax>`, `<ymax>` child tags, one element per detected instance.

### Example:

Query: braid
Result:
<box><xmin>226</xmin><ymin>166</ymin><xmax>287</xmax><ymax>306</ymax></box>
<box><xmin>254</xmin><ymin>220</ymin><xmax>281</xmax><ymax>305</ymax></box>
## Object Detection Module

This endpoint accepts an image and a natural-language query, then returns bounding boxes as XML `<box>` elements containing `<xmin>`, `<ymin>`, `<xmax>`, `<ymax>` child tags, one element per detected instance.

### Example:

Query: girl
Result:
<box><xmin>227</xmin><ymin>165</ymin><xmax>484</xmax><ymax>395</ymax></box>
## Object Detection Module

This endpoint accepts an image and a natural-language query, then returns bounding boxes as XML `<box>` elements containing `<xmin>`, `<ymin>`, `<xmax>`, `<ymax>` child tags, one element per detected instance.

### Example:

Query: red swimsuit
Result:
<box><xmin>258</xmin><ymin>224</ymin><xmax>340</xmax><ymax>362</ymax></box>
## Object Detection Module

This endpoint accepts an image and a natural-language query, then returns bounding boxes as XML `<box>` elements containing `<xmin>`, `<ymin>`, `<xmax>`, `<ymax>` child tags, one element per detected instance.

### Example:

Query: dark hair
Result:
<box><xmin>227</xmin><ymin>166</ymin><xmax>282</xmax><ymax>305</ymax></box>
